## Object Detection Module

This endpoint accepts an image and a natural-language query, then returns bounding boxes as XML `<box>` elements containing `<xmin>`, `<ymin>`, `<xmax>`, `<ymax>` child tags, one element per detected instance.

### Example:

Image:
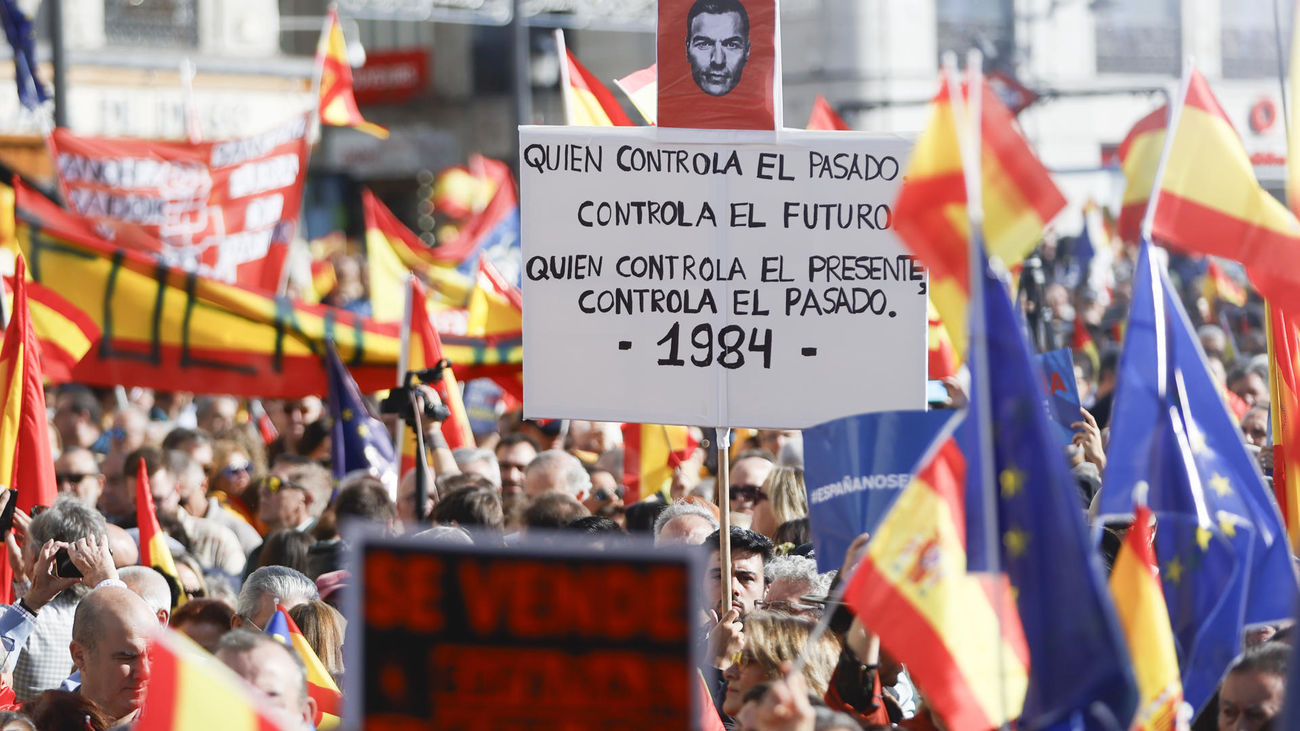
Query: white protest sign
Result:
<box><xmin>519</xmin><ymin>126</ymin><xmax>925</xmax><ymax>428</ymax></box>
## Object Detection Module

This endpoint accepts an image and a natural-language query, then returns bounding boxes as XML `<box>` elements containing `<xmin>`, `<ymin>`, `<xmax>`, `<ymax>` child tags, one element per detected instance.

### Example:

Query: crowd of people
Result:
<box><xmin>0</xmin><ymin>229</ymin><xmax>1286</xmax><ymax>731</ymax></box>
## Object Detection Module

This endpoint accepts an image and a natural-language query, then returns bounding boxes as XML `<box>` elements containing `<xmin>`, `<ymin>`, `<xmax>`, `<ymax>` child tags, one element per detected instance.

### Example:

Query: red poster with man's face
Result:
<box><xmin>657</xmin><ymin>0</ymin><xmax>777</xmax><ymax>130</ymax></box>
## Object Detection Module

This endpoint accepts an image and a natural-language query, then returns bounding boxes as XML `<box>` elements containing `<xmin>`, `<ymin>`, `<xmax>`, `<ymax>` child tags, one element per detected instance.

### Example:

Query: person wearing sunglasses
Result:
<box><xmin>728</xmin><ymin>450</ymin><xmax>775</xmax><ymax>530</ymax></box>
<box><xmin>53</xmin><ymin>447</ymin><xmax>105</xmax><ymax>509</ymax></box>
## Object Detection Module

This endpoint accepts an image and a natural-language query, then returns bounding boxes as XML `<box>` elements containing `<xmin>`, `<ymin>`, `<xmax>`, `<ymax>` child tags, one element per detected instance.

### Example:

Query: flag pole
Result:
<box><xmin>947</xmin><ymin>47</ymin><xmax>1010</xmax><ymax>722</ymax></box>
<box><xmin>716</xmin><ymin>427</ymin><xmax>731</xmax><ymax>610</ymax></box>
<box><xmin>1137</xmin><ymin>60</ymin><xmax>1193</xmax><ymax>399</ymax></box>
<box><xmin>554</xmin><ymin>29</ymin><xmax>574</xmax><ymax>125</ymax></box>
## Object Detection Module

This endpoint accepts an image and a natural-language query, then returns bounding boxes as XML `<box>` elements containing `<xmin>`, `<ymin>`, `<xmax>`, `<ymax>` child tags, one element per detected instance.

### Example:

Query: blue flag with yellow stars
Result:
<box><xmin>1098</xmin><ymin>239</ymin><xmax>1297</xmax><ymax>712</ymax></box>
<box><xmin>961</xmin><ymin>252</ymin><xmax>1137</xmax><ymax>731</ymax></box>
<box><xmin>325</xmin><ymin>340</ymin><xmax>398</xmax><ymax>488</ymax></box>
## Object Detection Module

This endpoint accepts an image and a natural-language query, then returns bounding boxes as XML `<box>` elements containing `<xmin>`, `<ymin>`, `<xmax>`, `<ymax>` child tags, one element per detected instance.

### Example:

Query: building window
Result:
<box><xmin>936</xmin><ymin>0</ymin><xmax>1014</xmax><ymax>68</ymax></box>
<box><xmin>1095</xmin><ymin>0</ymin><xmax>1179</xmax><ymax>75</ymax></box>
<box><xmin>1221</xmin><ymin>0</ymin><xmax>1291</xmax><ymax>79</ymax></box>
<box><xmin>104</xmin><ymin>0</ymin><xmax>198</xmax><ymax>47</ymax></box>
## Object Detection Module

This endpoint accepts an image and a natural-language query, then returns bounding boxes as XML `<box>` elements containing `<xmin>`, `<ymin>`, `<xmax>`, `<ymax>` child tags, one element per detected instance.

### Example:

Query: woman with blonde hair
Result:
<box><xmin>720</xmin><ymin>610</ymin><xmax>840</xmax><ymax>717</ymax></box>
<box><xmin>750</xmin><ymin>466</ymin><xmax>808</xmax><ymax>541</ymax></box>
<box><xmin>289</xmin><ymin>599</ymin><xmax>348</xmax><ymax>685</ymax></box>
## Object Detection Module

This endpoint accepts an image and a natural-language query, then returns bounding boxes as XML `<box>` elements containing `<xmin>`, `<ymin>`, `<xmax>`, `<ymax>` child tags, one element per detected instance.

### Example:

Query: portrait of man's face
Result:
<box><xmin>686</xmin><ymin>2</ymin><xmax>751</xmax><ymax>97</ymax></box>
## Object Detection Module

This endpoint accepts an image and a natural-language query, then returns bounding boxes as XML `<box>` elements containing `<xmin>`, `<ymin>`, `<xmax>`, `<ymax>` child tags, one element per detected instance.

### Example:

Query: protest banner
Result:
<box><xmin>15</xmin><ymin>181</ymin><xmax>524</xmax><ymax>397</ymax></box>
<box><xmin>658</xmin><ymin>0</ymin><xmax>780</xmax><ymax>130</ymax></box>
<box><xmin>519</xmin><ymin>126</ymin><xmax>926</xmax><ymax>428</ymax></box>
<box><xmin>803</xmin><ymin>409</ymin><xmax>954</xmax><ymax>572</ymax></box>
<box><xmin>47</xmin><ymin>113</ymin><xmax>311</xmax><ymax>291</ymax></box>
<box><xmin>347</xmin><ymin>530</ymin><xmax>700</xmax><ymax>729</ymax></box>
<box><xmin>1037</xmin><ymin>347</ymin><xmax>1082</xmax><ymax>448</ymax></box>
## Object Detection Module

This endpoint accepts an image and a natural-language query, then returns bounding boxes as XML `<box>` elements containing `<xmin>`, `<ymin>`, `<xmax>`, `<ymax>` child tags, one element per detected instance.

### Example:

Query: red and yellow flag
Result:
<box><xmin>136</xmin><ymin>629</ymin><xmax>292</xmax><ymax>731</ymax></box>
<box><xmin>408</xmin><ymin>277</ymin><xmax>475</xmax><ymax>451</ymax></box>
<box><xmin>557</xmin><ymin>31</ymin><xmax>634</xmax><ymax>127</ymax></box>
<box><xmin>1152</xmin><ymin>70</ymin><xmax>1300</xmax><ymax>312</ymax></box>
<box><xmin>1202</xmin><ymin>258</ymin><xmax>1248</xmax><ymax>314</ymax></box>
<box><xmin>927</xmin><ymin>298</ymin><xmax>960</xmax><ymax>380</ymax></box>
<box><xmin>268</xmin><ymin>604</ymin><xmax>342</xmax><ymax>729</ymax></box>
<box><xmin>316</xmin><ymin>8</ymin><xmax>387</xmax><ymax>139</ymax></box>
<box><xmin>1269</xmin><ymin>19</ymin><xmax>1300</xmax><ymax>554</ymax></box>
<box><xmin>24</xmin><ymin>276</ymin><xmax>101</xmax><ymax>381</ymax></box>
<box><xmin>0</xmin><ymin>255</ymin><xmax>56</xmax><ymax>513</ymax></box>
<box><xmin>1072</xmin><ymin>315</ymin><xmax>1100</xmax><ymax>376</ymax></box>
<box><xmin>893</xmin><ymin>77</ymin><xmax>1066</xmax><ymax>358</ymax></box>
<box><xmin>621</xmin><ymin>423</ymin><xmax>698</xmax><ymax>503</ymax></box>
<box><xmin>614</xmin><ymin>64</ymin><xmax>657</xmax><ymax>125</ymax></box>
<box><xmin>807</xmin><ymin>95</ymin><xmax>850</xmax><ymax>131</ymax></box>
<box><xmin>1117</xmin><ymin>105</ymin><xmax>1167</xmax><ymax>244</ymax></box>
<box><xmin>363</xmin><ymin>189</ymin><xmax>475</xmax><ymax>312</ymax></box>
<box><xmin>466</xmin><ymin>256</ymin><xmax>522</xmax><ymax>337</ymax></box>
<box><xmin>135</xmin><ymin>457</ymin><xmax>184</xmax><ymax>607</ymax></box>
<box><xmin>1109</xmin><ymin>504</ymin><xmax>1184</xmax><ymax>731</ymax></box>
<box><xmin>844</xmin><ymin>436</ymin><xmax>1029</xmax><ymax>731</ymax></box>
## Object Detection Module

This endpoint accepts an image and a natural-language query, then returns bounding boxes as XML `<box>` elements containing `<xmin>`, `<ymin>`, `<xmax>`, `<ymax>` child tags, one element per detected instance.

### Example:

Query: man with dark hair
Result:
<box><xmin>1218</xmin><ymin>642</ymin><xmax>1289</xmax><ymax>731</ymax></box>
<box><xmin>53</xmin><ymin>446</ymin><xmax>105</xmax><ymax>508</ymax></box>
<box><xmin>52</xmin><ymin>385</ymin><xmax>104</xmax><ymax>453</ymax></box>
<box><xmin>701</xmin><ymin>526</ymin><xmax>774</xmax><ymax>723</ymax></box>
<box><xmin>685</xmin><ymin>0</ymin><xmax>751</xmax><ymax>97</ymax></box>
<box><xmin>126</xmin><ymin>447</ymin><xmax>245</xmax><ymax>577</ymax></box>
<box><xmin>523</xmin><ymin>492</ymin><xmax>590</xmax><ymax>530</ymax></box>
<box><xmin>495</xmin><ymin>432</ymin><xmax>539</xmax><ymax>496</ymax></box>
<box><xmin>432</xmin><ymin>484</ymin><xmax>505</xmax><ymax>532</ymax></box>
<box><xmin>730</xmin><ymin>450</ymin><xmax>775</xmax><ymax>529</ymax></box>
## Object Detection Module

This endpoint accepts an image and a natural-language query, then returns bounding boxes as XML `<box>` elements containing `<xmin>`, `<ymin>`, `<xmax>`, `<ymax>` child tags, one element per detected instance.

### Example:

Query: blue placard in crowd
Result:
<box><xmin>803</xmin><ymin>410</ymin><xmax>954</xmax><ymax>573</ymax></box>
<box><xmin>462</xmin><ymin>378</ymin><xmax>505</xmax><ymax>436</ymax></box>
<box><xmin>1037</xmin><ymin>347</ymin><xmax>1082</xmax><ymax>449</ymax></box>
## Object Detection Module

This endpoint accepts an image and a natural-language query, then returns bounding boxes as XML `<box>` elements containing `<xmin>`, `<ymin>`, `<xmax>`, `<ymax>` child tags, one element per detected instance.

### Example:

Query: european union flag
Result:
<box><xmin>963</xmin><ymin>253</ymin><xmax>1138</xmax><ymax>731</ymax></box>
<box><xmin>0</xmin><ymin>0</ymin><xmax>45</xmax><ymax>110</ymax></box>
<box><xmin>1098</xmin><ymin>240</ymin><xmax>1297</xmax><ymax>711</ymax></box>
<box><xmin>325</xmin><ymin>341</ymin><xmax>398</xmax><ymax>489</ymax></box>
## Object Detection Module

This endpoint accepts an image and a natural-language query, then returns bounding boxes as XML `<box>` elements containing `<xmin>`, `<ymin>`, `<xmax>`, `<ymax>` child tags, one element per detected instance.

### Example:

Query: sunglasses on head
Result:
<box><xmin>219</xmin><ymin>463</ymin><xmax>251</xmax><ymax>479</ymax></box>
<box><xmin>262</xmin><ymin>476</ymin><xmax>305</xmax><ymax>494</ymax></box>
<box><xmin>731</xmin><ymin>485</ymin><xmax>767</xmax><ymax>503</ymax></box>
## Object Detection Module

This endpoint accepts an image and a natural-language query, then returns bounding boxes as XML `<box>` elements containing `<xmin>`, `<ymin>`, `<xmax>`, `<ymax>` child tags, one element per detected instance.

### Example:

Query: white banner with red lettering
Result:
<box><xmin>47</xmin><ymin>114</ymin><xmax>311</xmax><ymax>291</ymax></box>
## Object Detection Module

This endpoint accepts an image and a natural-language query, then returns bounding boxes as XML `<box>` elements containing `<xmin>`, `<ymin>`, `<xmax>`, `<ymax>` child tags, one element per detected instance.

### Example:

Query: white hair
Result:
<box><xmin>236</xmin><ymin>565</ymin><xmax>319</xmax><ymax>621</ymax></box>
<box><xmin>653</xmin><ymin>501</ymin><xmax>718</xmax><ymax>539</ymax></box>
<box><xmin>525</xmin><ymin>450</ymin><xmax>591</xmax><ymax>499</ymax></box>
<box><xmin>764</xmin><ymin>555</ymin><xmax>834</xmax><ymax>597</ymax></box>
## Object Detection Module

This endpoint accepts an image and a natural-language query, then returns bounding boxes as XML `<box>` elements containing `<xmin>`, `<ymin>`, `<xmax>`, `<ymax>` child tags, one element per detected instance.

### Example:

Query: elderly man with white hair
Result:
<box><xmin>653</xmin><ymin>501</ymin><xmax>718</xmax><ymax>546</ymax></box>
<box><xmin>523</xmin><ymin>450</ymin><xmax>591</xmax><ymax>502</ymax></box>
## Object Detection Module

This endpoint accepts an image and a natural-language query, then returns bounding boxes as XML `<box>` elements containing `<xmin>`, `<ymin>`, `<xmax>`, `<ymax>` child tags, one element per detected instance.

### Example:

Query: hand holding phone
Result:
<box><xmin>54</xmin><ymin>547</ymin><xmax>82</xmax><ymax>579</ymax></box>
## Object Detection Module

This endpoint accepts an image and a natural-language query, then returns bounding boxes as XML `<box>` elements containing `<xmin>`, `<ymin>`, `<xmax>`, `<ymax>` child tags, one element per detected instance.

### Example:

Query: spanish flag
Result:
<box><xmin>556</xmin><ymin>30</ymin><xmax>634</xmax><ymax>127</ymax></box>
<box><xmin>893</xmin><ymin>77</ymin><xmax>1066</xmax><ymax>359</ymax></box>
<box><xmin>806</xmin><ymin>95</ymin><xmax>850</xmax><ymax>131</ymax></box>
<box><xmin>135</xmin><ymin>457</ymin><xmax>184</xmax><ymax>608</ymax></box>
<box><xmin>363</xmin><ymin>188</ymin><xmax>475</xmax><ymax>310</ymax></box>
<box><xmin>432</xmin><ymin>164</ymin><xmax>499</xmax><ymax>221</ymax></box>
<box><xmin>1117</xmin><ymin>105</ymin><xmax>1167</xmax><ymax>244</ymax></box>
<box><xmin>621</xmin><ymin>423</ymin><xmax>698</xmax><ymax>503</ymax></box>
<box><xmin>465</xmin><ymin>256</ymin><xmax>522</xmax><ymax>337</ymax></box>
<box><xmin>844</xmin><ymin>433</ymin><xmax>1029</xmax><ymax>731</ymax></box>
<box><xmin>614</xmin><ymin>64</ymin><xmax>657</xmax><ymax>125</ymax></box>
<box><xmin>1152</xmin><ymin>69</ymin><xmax>1300</xmax><ymax>312</ymax></box>
<box><xmin>1202</xmin><ymin>258</ymin><xmax>1248</xmax><ymax>315</ymax></box>
<box><xmin>1109</xmin><ymin>504</ymin><xmax>1184</xmax><ymax>731</ymax></box>
<box><xmin>316</xmin><ymin>8</ymin><xmax>388</xmax><ymax>139</ymax></box>
<box><xmin>1072</xmin><ymin>315</ymin><xmax>1100</xmax><ymax>376</ymax></box>
<box><xmin>136</xmin><ymin>629</ymin><xmax>293</xmax><ymax>731</ymax></box>
<box><xmin>1268</xmin><ymin>306</ymin><xmax>1300</xmax><ymax>552</ymax></box>
<box><xmin>927</xmin><ymin>298</ymin><xmax>960</xmax><ymax>380</ymax></box>
<box><xmin>407</xmin><ymin>276</ymin><xmax>475</xmax><ymax>450</ymax></box>
<box><xmin>266</xmin><ymin>604</ymin><xmax>342</xmax><ymax>729</ymax></box>
<box><xmin>1268</xmin><ymin>20</ymin><xmax>1300</xmax><ymax>554</ymax></box>
<box><xmin>0</xmin><ymin>254</ymin><xmax>56</xmax><ymax>513</ymax></box>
